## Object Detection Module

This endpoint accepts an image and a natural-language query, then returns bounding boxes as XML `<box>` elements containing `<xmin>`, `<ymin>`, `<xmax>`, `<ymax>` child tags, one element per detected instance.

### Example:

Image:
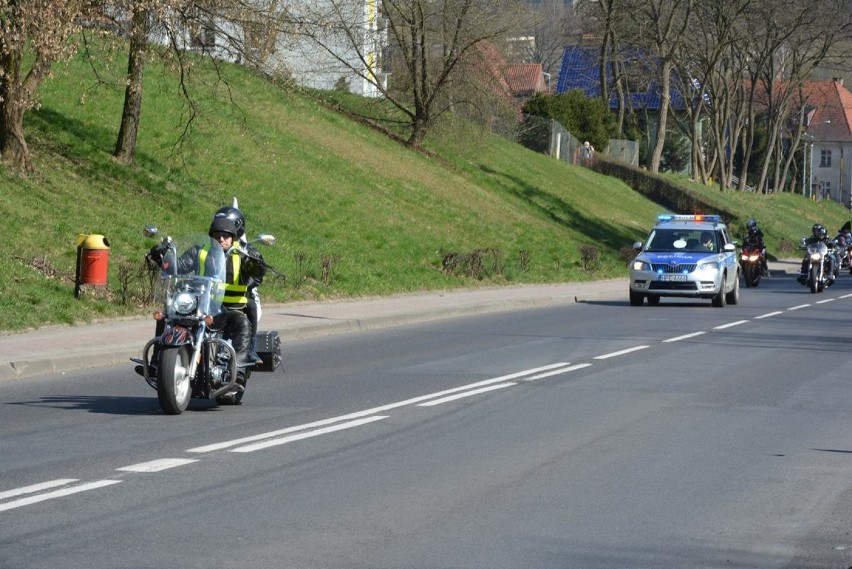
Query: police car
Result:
<box><xmin>629</xmin><ymin>214</ymin><xmax>740</xmax><ymax>307</ymax></box>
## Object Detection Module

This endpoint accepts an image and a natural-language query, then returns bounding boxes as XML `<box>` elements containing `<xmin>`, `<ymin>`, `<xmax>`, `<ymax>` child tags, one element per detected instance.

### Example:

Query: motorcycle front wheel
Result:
<box><xmin>744</xmin><ymin>263</ymin><xmax>760</xmax><ymax>287</ymax></box>
<box><xmin>809</xmin><ymin>265</ymin><xmax>820</xmax><ymax>294</ymax></box>
<box><xmin>157</xmin><ymin>346</ymin><xmax>192</xmax><ymax>414</ymax></box>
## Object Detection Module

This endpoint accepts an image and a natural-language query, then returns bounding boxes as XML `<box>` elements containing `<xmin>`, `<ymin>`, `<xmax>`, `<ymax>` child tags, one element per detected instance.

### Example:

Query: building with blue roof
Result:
<box><xmin>555</xmin><ymin>45</ymin><xmax>688</xmax><ymax>111</ymax></box>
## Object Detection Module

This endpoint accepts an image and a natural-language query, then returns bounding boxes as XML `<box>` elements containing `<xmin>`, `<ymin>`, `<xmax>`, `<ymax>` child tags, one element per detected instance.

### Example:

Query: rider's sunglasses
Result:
<box><xmin>212</xmin><ymin>232</ymin><xmax>233</xmax><ymax>241</ymax></box>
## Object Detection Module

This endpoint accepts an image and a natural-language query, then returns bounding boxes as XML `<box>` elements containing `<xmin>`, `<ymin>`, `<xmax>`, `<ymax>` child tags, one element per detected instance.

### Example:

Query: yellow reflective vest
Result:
<box><xmin>198</xmin><ymin>244</ymin><xmax>249</xmax><ymax>308</ymax></box>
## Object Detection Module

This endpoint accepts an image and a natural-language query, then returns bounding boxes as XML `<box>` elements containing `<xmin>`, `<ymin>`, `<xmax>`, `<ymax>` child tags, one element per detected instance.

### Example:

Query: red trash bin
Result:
<box><xmin>75</xmin><ymin>234</ymin><xmax>110</xmax><ymax>297</ymax></box>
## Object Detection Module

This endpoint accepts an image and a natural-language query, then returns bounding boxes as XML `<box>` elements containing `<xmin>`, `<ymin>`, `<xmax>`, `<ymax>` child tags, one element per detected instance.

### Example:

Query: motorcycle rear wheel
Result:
<box><xmin>215</xmin><ymin>370</ymin><xmax>249</xmax><ymax>406</ymax></box>
<box><xmin>157</xmin><ymin>346</ymin><xmax>192</xmax><ymax>414</ymax></box>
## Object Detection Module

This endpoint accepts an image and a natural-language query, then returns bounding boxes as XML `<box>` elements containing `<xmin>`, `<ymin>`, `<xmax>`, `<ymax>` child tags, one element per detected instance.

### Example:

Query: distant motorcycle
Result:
<box><xmin>740</xmin><ymin>243</ymin><xmax>763</xmax><ymax>287</ymax></box>
<box><xmin>798</xmin><ymin>237</ymin><xmax>835</xmax><ymax>294</ymax></box>
<box><xmin>832</xmin><ymin>236</ymin><xmax>852</xmax><ymax>273</ymax></box>
<box><xmin>132</xmin><ymin>226</ymin><xmax>281</xmax><ymax>414</ymax></box>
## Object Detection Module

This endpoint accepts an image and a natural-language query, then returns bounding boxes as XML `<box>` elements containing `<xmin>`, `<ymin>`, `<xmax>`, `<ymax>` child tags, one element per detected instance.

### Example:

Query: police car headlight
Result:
<box><xmin>697</xmin><ymin>261</ymin><xmax>719</xmax><ymax>272</ymax></box>
<box><xmin>632</xmin><ymin>260</ymin><xmax>652</xmax><ymax>271</ymax></box>
<box><xmin>173</xmin><ymin>292</ymin><xmax>198</xmax><ymax>315</ymax></box>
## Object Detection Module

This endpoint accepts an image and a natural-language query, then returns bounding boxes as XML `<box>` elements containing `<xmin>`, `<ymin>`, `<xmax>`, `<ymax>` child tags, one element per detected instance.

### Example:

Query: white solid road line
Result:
<box><xmin>522</xmin><ymin>363</ymin><xmax>592</xmax><ymax>380</ymax></box>
<box><xmin>0</xmin><ymin>480</ymin><xmax>121</xmax><ymax>512</ymax></box>
<box><xmin>231</xmin><ymin>416</ymin><xmax>389</xmax><ymax>453</ymax></box>
<box><xmin>418</xmin><ymin>383</ymin><xmax>516</xmax><ymax>407</ymax></box>
<box><xmin>188</xmin><ymin>362</ymin><xmax>571</xmax><ymax>453</ymax></box>
<box><xmin>116</xmin><ymin>458</ymin><xmax>199</xmax><ymax>473</ymax></box>
<box><xmin>0</xmin><ymin>479</ymin><xmax>78</xmax><ymax>501</ymax></box>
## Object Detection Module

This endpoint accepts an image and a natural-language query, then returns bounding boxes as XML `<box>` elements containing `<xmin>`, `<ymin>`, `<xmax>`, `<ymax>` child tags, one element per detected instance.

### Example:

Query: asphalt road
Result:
<box><xmin>3</xmin><ymin>272</ymin><xmax>852</xmax><ymax>568</ymax></box>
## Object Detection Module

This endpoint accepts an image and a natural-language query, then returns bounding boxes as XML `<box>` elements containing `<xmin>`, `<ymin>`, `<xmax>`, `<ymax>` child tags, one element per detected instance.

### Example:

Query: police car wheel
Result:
<box><xmin>629</xmin><ymin>290</ymin><xmax>644</xmax><ymax>306</ymax></box>
<box><xmin>725</xmin><ymin>274</ymin><xmax>740</xmax><ymax>305</ymax></box>
<box><xmin>712</xmin><ymin>284</ymin><xmax>727</xmax><ymax>307</ymax></box>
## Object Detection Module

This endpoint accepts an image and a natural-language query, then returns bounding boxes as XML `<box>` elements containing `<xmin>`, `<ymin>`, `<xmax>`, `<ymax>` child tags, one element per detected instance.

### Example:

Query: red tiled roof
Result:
<box><xmin>753</xmin><ymin>79</ymin><xmax>852</xmax><ymax>142</ymax></box>
<box><xmin>505</xmin><ymin>64</ymin><xmax>547</xmax><ymax>96</ymax></box>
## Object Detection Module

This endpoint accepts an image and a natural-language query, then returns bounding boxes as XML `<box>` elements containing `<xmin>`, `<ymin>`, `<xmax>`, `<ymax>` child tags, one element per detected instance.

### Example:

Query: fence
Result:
<box><xmin>517</xmin><ymin>116</ymin><xmax>638</xmax><ymax>167</ymax></box>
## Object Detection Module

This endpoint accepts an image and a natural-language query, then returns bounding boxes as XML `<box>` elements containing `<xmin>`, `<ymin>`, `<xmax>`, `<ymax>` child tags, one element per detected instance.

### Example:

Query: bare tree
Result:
<box><xmin>0</xmin><ymin>0</ymin><xmax>92</xmax><ymax>171</ymax></box>
<box><xmin>671</xmin><ymin>0</ymin><xmax>752</xmax><ymax>187</ymax></box>
<box><xmin>290</xmin><ymin>0</ymin><xmax>527</xmax><ymax>148</ymax></box>
<box><xmin>113</xmin><ymin>2</ymin><xmax>153</xmax><ymax>164</ymax></box>
<box><xmin>521</xmin><ymin>0</ymin><xmax>579</xmax><ymax>79</ymax></box>
<box><xmin>575</xmin><ymin>0</ymin><xmax>638</xmax><ymax>133</ymax></box>
<box><xmin>629</xmin><ymin>0</ymin><xmax>693</xmax><ymax>173</ymax></box>
<box><xmin>748</xmin><ymin>0</ymin><xmax>847</xmax><ymax>193</ymax></box>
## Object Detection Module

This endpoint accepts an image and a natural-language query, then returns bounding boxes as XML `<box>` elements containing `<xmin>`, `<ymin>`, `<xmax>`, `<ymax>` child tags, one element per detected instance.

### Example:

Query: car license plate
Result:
<box><xmin>660</xmin><ymin>274</ymin><xmax>688</xmax><ymax>282</ymax></box>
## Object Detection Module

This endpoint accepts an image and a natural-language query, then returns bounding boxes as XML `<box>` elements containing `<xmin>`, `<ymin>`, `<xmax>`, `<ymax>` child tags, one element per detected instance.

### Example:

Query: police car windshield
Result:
<box><xmin>645</xmin><ymin>228</ymin><xmax>716</xmax><ymax>253</ymax></box>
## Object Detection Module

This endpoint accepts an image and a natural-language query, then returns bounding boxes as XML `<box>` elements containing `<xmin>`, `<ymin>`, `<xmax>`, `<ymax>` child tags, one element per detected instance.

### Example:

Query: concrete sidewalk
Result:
<box><xmin>0</xmin><ymin>279</ymin><xmax>629</xmax><ymax>381</ymax></box>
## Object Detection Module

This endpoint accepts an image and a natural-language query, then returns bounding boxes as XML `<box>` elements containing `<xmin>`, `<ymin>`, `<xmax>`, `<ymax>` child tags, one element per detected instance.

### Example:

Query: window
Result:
<box><xmin>820</xmin><ymin>149</ymin><xmax>832</xmax><ymax>168</ymax></box>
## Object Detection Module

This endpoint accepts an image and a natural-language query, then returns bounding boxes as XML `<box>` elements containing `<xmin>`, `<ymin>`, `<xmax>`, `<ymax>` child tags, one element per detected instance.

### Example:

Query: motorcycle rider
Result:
<box><xmin>145</xmin><ymin>207</ymin><xmax>267</xmax><ymax>374</ymax></box>
<box><xmin>798</xmin><ymin>223</ymin><xmax>836</xmax><ymax>284</ymax></box>
<box><xmin>212</xmin><ymin>205</ymin><xmax>264</xmax><ymax>365</ymax></box>
<box><xmin>742</xmin><ymin>218</ymin><xmax>768</xmax><ymax>276</ymax></box>
<box><xmin>834</xmin><ymin>221</ymin><xmax>852</xmax><ymax>272</ymax></box>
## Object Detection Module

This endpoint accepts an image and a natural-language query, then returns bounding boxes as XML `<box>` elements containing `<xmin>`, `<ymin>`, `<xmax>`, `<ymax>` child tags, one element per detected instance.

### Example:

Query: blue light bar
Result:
<box><xmin>657</xmin><ymin>214</ymin><xmax>721</xmax><ymax>223</ymax></box>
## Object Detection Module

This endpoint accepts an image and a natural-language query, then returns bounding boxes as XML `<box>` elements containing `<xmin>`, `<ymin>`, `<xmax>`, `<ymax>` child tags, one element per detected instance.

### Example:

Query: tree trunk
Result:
<box><xmin>649</xmin><ymin>59</ymin><xmax>672</xmax><ymax>173</ymax></box>
<box><xmin>114</xmin><ymin>8</ymin><xmax>149</xmax><ymax>165</ymax></box>
<box><xmin>0</xmin><ymin>55</ymin><xmax>33</xmax><ymax>173</ymax></box>
<box><xmin>0</xmin><ymin>100</ymin><xmax>31</xmax><ymax>172</ymax></box>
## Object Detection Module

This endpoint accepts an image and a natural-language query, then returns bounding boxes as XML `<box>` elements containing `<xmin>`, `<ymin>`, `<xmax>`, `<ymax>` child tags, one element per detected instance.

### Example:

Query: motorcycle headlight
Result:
<box><xmin>632</xmin><ymin>260</ymin><xmax>651</xmax><ymax>271</ymax></box>
<box><xmin>173</xmin><ymin>291</ymin><xmax>198</xmax><ymax>315</ymax></box>
<box><xmin>810</xmin><ymin>253</ymin><xmax>822</xmax><ymax>262</ymax></box>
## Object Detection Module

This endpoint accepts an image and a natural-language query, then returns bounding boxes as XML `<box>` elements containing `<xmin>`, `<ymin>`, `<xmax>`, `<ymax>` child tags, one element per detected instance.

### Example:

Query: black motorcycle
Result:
<box><xmin>798</xmin><ymin>237</ymin><xmax>835</xmax><ymax>294</ymax></box>
<box><xmin>740</xmin><ymin>243</ymin><xmax>763</xmax><ymax>287</ymax></box>
<box><xmin>132</xmin><ymin>227</ymin><xmax>281</xmax><ymax>414</ymax></box>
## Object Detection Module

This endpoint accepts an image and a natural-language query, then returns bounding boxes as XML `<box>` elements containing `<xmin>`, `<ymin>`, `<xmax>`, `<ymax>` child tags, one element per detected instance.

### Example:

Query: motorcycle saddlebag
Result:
<box><xmin>252</xmin><ymin>330</ymin><xmax>282</xmax><ymax>372</ymax></box>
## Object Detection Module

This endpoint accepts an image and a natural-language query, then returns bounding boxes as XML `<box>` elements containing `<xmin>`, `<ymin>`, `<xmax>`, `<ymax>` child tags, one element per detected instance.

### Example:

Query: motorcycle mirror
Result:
<box><xmin>256</xmin><ymin>234</ymin><xmax>276</xmax><ymax>246</ymax></box>
<box><xmin>143</xmin><ymin>225</ymin><xmax>159</xmax><ymax>238</ymax></box>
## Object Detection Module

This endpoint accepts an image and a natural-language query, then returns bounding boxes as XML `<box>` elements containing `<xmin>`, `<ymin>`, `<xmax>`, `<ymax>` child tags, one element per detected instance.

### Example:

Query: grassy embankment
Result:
<box><xmin>2</xmin><ymin>39</ymin><xmax>849</xmax><ymax>332</ymax></box>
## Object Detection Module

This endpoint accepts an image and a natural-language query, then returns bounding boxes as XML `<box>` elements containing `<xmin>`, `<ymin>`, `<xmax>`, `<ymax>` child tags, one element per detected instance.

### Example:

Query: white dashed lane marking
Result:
<box><xmin>663</xmin><ymin>331</ymin><xmax>706</xmax><ymax>343</ymax></box>
<box><xmin>594</xmin><ymin>345</ymin><xmax>650</xmax><ymax>360</ymax></box>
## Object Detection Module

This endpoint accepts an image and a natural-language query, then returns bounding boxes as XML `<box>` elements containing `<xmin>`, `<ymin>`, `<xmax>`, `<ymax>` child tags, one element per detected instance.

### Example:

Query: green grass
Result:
<box><xmin>2</xmin><ymin>38</ymin><xmax>850</xmax><ymax>332</ymax></box>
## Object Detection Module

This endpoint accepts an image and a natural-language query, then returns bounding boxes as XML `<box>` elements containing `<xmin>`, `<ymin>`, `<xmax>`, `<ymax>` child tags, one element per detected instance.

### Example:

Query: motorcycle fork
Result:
<box><xmin>185</xmin><ymin>323</ymin><xmax>207</xmax><ymax>380</ymax></box>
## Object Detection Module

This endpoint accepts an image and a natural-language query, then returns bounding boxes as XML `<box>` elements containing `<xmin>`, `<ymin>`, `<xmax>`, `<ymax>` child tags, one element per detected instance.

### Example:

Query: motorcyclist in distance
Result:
<box><xmin>146</xmin><ymin>207</ymin><xmax>267</xmax><ymax>373</ymax></box>
<box><xmin>798</xmin><ymin>223</ymin><xmax>836</xmax><ymax>284</ymax></box>
<box><xmin>742</xmin><ymin>218</ymin><xmax>768</xmax><ymax>276</ymax></box>
<box><xmin>837</xmin><ymin>221</ymin><xmax>852</xmax><ymax>273</ymax></box>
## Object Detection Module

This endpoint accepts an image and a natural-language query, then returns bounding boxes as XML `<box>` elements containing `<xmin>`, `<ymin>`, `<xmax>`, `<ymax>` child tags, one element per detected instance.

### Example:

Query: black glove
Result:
<box><xmin>240</xmin><ymin>246</ymin><xmax>267</xmax><ymax>284</ymax></box>
<box><xmin>148</xmin><ymin>244</ymin><xmax>168</xmax><ymax>265</ymax></box>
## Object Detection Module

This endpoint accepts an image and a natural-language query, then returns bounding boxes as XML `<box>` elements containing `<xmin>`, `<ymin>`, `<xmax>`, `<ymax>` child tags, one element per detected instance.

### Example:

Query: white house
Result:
<box><xmin>802</xmin><ymin>79</ymin><xmax>852</xmax><ymax>206</ymax></box>
<box><xmin>147</xmin><ymin>0</ymin><xmax>388</xmax><ymax>98</ymax></box>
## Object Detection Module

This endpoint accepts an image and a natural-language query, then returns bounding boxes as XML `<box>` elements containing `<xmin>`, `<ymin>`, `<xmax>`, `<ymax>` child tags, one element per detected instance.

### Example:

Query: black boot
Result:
<box><xmin>226</xmin><ymin>310</ymin><xmax>255</xmax><ymax>368</ymax></box>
